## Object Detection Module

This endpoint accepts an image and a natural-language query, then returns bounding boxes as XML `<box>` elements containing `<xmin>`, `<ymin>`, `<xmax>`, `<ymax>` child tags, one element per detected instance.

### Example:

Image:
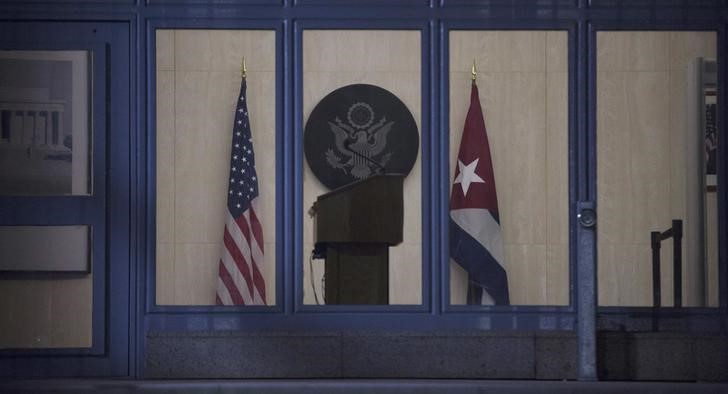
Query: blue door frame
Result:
<box><xmin>0</xmin><ymin>0</ymin><xmax>724</xmax><ymax>380</ymax></box>
<box><xmin>0</xmin><ymin>21</ymin><xmax>132</xmax><ymax>378</ymax></box>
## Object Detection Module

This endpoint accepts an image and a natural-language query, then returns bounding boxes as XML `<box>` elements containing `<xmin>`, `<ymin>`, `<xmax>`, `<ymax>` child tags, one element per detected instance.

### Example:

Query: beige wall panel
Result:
<box><xmin>669</xmin><ymin>31</ymin><xmax>717</xmax><ymax>70</ymax></box>
<box><xmin>173</xmin><ymin>243</ymin><xmax>220</xmax><ymax>305</ymax></box>
<box><xmin>175</xmin><ymin>30</ymin><xmax>213</xmax><ymax>71</ymax></box>
<box><xmin>302</xmin><ymin>30</ymin><xmax>421</xmax><ymax>305</ymax></box>
<box><xmin>506</xmin><ymin>245</ymin><xmax>549</xmax><ymax>305</ymax></box>
<box><xmin>156</xmin><ymin>70</ymin><xmax>175</xmax><ymax>244</ymax></box>
<box><xmin>173</xmin><ymin>71</ymin><xmax>229</xmax><ymax>244</ymax></box>
<box><xmin>597</xmin><ymin>31</ymin><xmax>717</xmax><ymax>307</ymax></box>
<box><xmin>449</xmin><ymin>30</ymin><xmax>568</xmax><ymax>306</ymax></box>
<box><xmin>389</xmin><ymin>244</ymin><xmax>423</xmax><ymax>305</ymax></box>
<box><xmin>599</xmin><ymin>244</ymin><xmax>653</xmax><ymax>306</ymax></box>
<box><xmin>247</xmin><ymin>72</ymin><xmax>278</xmax><ymax>243</ymax></box>
<box><xmin>628</xmin><ymin>72</ymin><xmax>671</xmax><ymax>236</ymax></box>
<box><xmin>669</xmin><ymin>71</ymin><xmax>688</xmax><ymax>221</ymax></box>
<box><xmin>156</xmin><ymin>30</ymin><xmax>174</xmax><ymax>71</ymax></box>
<box><xmin>597</xmin><ymin>31</ymin><xmax>670</xmax><ymax>72</ymax></box>
<box><xmin>156</xmin><ymin>243</ymin><xmax>175</xmax><ymax>305</ymax></box>
<box><xmin>546</xmin><ymin>31</ymin><xmax>568</xmax><ymax>73</ymax></box>
<box><xmin>450</xmin><ymin>31</ymin><xmax>546</xmax><ymax>73</ymax></box>
<box><xmin>596</xmin><ymin>71</ymin><xmax>633</xmax><ymax>245</ymax></box>
<box><xmin>49</xmin><ymin>276</ymin><xmax>92</xmax><ymax>347</ymax></box>
<box><xmin>668</xmin><ymin>31</ymin><xmax>715</xmax><ymax>306</ymax></box>
<box><xmin>156</xmin><ymin>29</ymin><xmax>277</xmax><ymax>306</ymax></box>
<box><xmin>546</xmin><ymin>72</ymin><xmax>569</xmax><ymax>246</ymax></box>
<box><xmin>547</xmin><ymin>244</ymin><xmax>569</xmax><ymax>305</ymax></box>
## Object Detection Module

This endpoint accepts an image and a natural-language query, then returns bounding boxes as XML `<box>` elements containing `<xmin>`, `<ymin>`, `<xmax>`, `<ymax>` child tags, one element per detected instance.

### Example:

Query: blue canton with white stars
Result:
<box><xmin>227</xmin><ymin>79</ymin><xmax>259</xmax><ymax>217</ymax></box>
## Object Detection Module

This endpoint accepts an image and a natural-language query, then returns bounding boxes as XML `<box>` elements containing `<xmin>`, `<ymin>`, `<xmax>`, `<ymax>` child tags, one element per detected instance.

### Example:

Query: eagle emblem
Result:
<box><xmin>325</xmin><ymin>102</ymin><xmax>394</xmax><ymax>179</ymax></box>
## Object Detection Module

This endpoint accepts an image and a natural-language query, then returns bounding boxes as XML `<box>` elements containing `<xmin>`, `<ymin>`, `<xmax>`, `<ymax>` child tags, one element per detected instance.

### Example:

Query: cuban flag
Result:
<box><xmin>449</xmin><ymin>81</ymin><xmax>510</xmax><ymax>305</ymax></box>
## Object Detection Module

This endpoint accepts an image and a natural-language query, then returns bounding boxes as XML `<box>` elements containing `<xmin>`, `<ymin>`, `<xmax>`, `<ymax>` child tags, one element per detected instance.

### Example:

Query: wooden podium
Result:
<box><xmin>311</xmin><ymin>174</ymin><xmax>404</xmax><ymax>304</ymax></box>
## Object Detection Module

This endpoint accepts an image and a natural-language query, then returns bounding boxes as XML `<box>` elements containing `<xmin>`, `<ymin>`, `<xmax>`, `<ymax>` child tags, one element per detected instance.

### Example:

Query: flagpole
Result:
<box><xmin>241</xmin><ymin>57</ymin><xmax>247</xmax><ymax>80</ymax></box>
<box><xmin>471</xmin><ymin>59</ymin><xmax>477</xmax><ymax>84</ymax></box>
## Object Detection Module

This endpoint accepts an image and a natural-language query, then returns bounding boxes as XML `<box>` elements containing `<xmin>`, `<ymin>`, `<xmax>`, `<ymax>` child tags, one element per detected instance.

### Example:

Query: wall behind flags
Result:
<box><xmin>301</xmin><ymin>30</ymin><xmax>423</xmax><ymax>305</ymax></box>
<box><xmin>449</xmin><ymin>31</ymin><xmax>569</xmax><ymax>306</ymax></box>
<box><xmin>155</xmin><ymin>30</ymin><xmax>277</xmax><ymax>306</ymax></box>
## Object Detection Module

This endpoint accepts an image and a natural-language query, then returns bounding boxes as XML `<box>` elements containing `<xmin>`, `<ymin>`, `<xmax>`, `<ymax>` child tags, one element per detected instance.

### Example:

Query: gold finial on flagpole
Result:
<box><xmin>241</xmin><ymin>57</ymin><xmax>247</xmax><ymax>79</ymax></box>
<box><xmin>471</xmin><ymin>59</ymin><xmax>477</xmax><ymax>82</ymax></box>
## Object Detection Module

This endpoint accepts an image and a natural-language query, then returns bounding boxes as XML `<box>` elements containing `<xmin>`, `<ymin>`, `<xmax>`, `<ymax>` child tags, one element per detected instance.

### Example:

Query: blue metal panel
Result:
<box><xmin>295</xmin><ymin>0</ymin><xmax>429</xmax><ymax>6</ymax></box>
<box><xmin>0</xmin><ymin>21</ymin><xmax>131</xmax><ymax>377</ymax></box>
<box><xmin>148</xmin><ymin>0</ymin><xmax>281</xmax><ymax>5</ymax></box>
<box><xmin>144</xmin><ymin>310</ymin><xmax>576</xmax><ymax>331</ymax></box>
<box><xmin>442</xmin><ymin>0</ymin><xmax>577</xmax><ymax>7</ymax></box>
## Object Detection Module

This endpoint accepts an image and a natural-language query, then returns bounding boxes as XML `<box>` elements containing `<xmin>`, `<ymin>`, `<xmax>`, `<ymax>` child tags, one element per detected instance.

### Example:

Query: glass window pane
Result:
<box><xmin>154</xmin><ymin>30</ymin><xmax>277</xmax><ymax>306</ymax></box>
<box><xmin>302</xmin><ymin>30</ymin><xmax>422</xmax><ymax>305</ymax></box>
<box><xmin>0</xmin><ymin>225</ymin><xmax>92</xmax><ymax>349</ymax></box>
<box><xmin>0</xmin><ymin>50</ymin><xmax>91</xmax><ymax>195</ymax></box>
<box><xmin>0</xmin><ymin>226</ymin><xmax>89</xmax><ymax>272</ymax></box>
<box><xmin>448</xmin><ymin>31</ymin><xmax>569</xmax><ymax>306</ymax></box>
<box><xmin>596</xmin><ymin>31</ymin><xmax>718</xmax><ymax>307</ymax></box>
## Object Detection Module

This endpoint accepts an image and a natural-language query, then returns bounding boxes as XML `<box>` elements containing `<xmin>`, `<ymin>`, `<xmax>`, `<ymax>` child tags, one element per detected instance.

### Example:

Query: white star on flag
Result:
<box><xmin>454</xmin><ymin>158</ymin><xmax>485</xmax><ymax>196</ymax></box>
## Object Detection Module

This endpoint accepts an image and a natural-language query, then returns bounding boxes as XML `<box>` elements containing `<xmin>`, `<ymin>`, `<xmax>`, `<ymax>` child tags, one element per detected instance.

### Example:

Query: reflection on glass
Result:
<box><xmin>448</xmin><ymin>31</ymin><xmax>570</xmax><ymax>306</ymax></box>
<box><xmin>0</xmin><ymin>226</ymin><xmax>89</xmax><ymax>272</ymax></box>
<box><xmin>0</xmin><ymin>50</ymin><xmax>91</xmax><ymax>195</ymax></box>
<box><xmin>596</xmin><ymin>31</ymin><xmax>718</xmax><ymax>307</ymax></box>
<box><xmin>0</xmin><ymin>226</ymin><xmax>92</xmax><ymax>349</ymax></box>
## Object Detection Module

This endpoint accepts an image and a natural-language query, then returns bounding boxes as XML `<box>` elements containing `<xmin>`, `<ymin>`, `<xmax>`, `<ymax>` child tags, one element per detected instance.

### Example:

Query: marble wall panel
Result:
<box><xmin>596</xmin><ymin>31</ymin><xmax>717</xmax><ymax>307</ymax></box>
<box><xmin>156</xmin><ymin>30</ymin><xmax>277</xmax><ymax>306</ymax></box>
<box><xmin>156</xmin><ymin>70</ymin><xmax>175</xmax><ymax>245</ymax></box>
<box><xmin>302</xmin><ymin>30</ymin><xmax>422</xmax><ymax>305</ymax></box>
<box><xmin>597</xmin><ymin>31</ymin><xmax>670</xmax><ymax>72</ymax></box>
<box><xmin>156</xmin><ymin>30</ymin><xmax>174</xmax><ymax>71</ymax></box>
<box><xmin>449</xmin><ymin>31</ymin><xmax>568</xmax><ymax>306</ymax></box>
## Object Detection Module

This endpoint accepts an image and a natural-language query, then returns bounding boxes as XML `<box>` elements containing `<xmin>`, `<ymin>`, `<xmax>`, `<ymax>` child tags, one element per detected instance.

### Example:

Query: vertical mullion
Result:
<box><xmin>576</xmin><ymin>9</ymin><xmax>598</xmax><ymax>381</ymax></box>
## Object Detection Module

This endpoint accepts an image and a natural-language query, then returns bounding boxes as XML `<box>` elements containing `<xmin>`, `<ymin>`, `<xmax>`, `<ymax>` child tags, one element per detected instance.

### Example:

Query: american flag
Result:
<box><xmin>215</xmin><ymin>76</ymin><xmax>266</xmax><ymax>306</ymax></box>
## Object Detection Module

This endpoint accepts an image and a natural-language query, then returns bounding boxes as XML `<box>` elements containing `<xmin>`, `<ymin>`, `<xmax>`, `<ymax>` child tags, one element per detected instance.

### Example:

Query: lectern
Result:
<box><xmin>311</xmin><ymin>174</ymin><xmax>404</xmax><ymax>304</ymax></box>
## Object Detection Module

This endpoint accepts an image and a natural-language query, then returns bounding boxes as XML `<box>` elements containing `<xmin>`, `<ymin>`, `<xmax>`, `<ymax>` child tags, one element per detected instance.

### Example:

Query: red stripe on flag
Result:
<box><xmin>247</xmin><ymin>207</ymin><xmax>266</xmax><ymax>302</ymax></box>
<box><xmin>249</xmin><ymin>203</ymin><xmax>264</xmax><ymax>255</ymax></box>
<box><xmin>217</xmin><ymin>259</ymin><xmax>245</xmax><ymax>305</ymax></box>
<box><xmin>223</xmin><ymin>224</ymin><xmax>255</xmax><ymax>300</ymax></box>
<box><xmin>234</xmin><ymin>213</ymin><xmax>265</xmax><ymax>302</ymax></box>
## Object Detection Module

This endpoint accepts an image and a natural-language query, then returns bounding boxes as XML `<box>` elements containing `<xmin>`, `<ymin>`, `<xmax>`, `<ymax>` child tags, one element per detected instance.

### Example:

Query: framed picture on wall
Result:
<box><xmin>0</xmin><ymin>50</ymin><xmax>90</xmax><ymax>196</ymax></box>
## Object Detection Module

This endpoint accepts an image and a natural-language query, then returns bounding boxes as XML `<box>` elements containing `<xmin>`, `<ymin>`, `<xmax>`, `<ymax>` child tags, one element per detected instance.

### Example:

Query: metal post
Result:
<box><xmin>577</xmin><ymin>201</ymin><xmax>597</xmax><ymax>381</ymax></box>
<box><xmin>672</xmin><ymin>219</ymin><xmax>683</xmax><ymax>307</ymax></box>
<box><xmin>651</xmin><ymin>231</ymin><xmax>662</xmax><ymax>308</ymax></box>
